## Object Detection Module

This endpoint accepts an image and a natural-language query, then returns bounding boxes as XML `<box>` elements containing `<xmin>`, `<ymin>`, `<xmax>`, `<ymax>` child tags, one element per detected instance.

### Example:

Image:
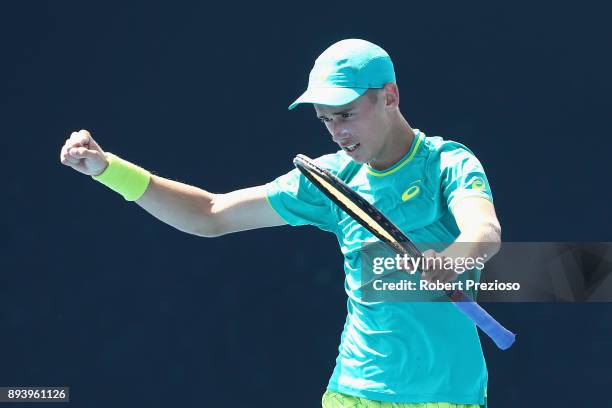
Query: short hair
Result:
<box><xmin>366</xmin><ymin>88</ymin><xmax>380</xmax><ymax>104</ymax></box>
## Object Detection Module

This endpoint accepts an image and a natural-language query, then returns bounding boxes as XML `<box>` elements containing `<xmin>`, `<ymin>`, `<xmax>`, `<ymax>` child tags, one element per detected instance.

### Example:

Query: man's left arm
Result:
<box><xmin>421</xmin><ymin>196</ymin><xmax>501</xmax><ymax>283</ymax></box>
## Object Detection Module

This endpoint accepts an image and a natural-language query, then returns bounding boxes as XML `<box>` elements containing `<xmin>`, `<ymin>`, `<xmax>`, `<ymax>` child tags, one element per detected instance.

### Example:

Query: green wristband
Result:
<box><xmin>92</xmin><ymin>153</ymin><xmax>151</xmax><ymax>201</ymax></box>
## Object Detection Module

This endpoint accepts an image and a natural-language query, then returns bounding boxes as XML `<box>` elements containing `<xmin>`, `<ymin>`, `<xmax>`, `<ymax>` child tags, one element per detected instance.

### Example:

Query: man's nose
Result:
<box><xmin>331</xmin><ymin>124</ymin><xmax>350</xmax><ymax>143</ymax></box>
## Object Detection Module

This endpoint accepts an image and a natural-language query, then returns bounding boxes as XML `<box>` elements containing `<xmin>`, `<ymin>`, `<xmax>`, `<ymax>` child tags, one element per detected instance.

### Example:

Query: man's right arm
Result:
<box><xmin>60</xmin><ymin>130</ymin><xmax>287</xmax><ymax>237</ymax></box>
<box><xmin>135</xmin><ymin>177</ymin><xmax>286</xmax><ymax>237</ymax></box>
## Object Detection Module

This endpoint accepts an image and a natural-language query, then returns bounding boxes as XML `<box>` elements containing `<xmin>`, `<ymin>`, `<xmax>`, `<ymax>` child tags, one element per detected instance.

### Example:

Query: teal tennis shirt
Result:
<box><xmin>265</xmin><ymin>130</ymin><xmax>493</xmax><ymax>405</ymax></box>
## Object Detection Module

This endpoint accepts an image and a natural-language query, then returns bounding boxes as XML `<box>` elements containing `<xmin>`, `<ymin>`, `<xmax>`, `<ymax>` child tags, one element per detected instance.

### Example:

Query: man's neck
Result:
<box><xmin>369</xmin><ymin>114</ymin><xmax>415</xmax><ymax>171</ymax></box>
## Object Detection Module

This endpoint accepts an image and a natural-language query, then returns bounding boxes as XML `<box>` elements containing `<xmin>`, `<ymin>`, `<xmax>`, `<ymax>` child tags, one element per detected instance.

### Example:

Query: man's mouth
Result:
<box><xmin>343</xmin><ymin>143</ymin><xmax>360</xmax><ymax>153</ymax></box>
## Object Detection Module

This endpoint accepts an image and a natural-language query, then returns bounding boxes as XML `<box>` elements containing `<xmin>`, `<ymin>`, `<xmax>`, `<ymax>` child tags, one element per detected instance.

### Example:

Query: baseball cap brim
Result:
<box><xmin>288</xmin><ymin>87</ymin><xmax>368</xmax><ymax>110</ymax></box>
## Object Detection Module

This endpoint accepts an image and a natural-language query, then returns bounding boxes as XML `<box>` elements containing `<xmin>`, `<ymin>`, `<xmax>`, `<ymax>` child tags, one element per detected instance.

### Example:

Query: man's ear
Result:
<box><xmin>383</xmin><ymin>83</ymin><xmax>400</xmax><ymax>110</ymax></box>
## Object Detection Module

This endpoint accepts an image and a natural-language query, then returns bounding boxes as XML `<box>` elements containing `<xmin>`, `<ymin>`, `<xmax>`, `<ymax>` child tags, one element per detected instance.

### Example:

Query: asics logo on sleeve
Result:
<box><xmin>469</xmin><ymin>177</ymin><xmax>486</xmax><ymax>191</ymax></box>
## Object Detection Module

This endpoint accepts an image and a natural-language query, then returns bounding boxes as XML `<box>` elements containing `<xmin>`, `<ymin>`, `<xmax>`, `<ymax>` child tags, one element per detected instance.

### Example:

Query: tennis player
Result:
<box><xmin>60</xmin><ymin>39</ymin><xmax>501</xmax><ymax>408</ymax></box>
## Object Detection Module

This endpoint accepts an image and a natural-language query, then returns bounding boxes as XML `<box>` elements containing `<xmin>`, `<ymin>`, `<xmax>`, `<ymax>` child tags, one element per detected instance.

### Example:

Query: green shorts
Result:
<box><xmin>322</xmin><ymin>390</ymin><xmax>483</xmax><ymax>408</ymax></box>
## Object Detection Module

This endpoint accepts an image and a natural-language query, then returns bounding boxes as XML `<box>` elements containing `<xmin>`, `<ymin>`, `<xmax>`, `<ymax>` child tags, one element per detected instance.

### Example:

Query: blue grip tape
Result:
<box><xmin>452</xmin><ymin>294</ymin><xmax>516</xmax><ymax>350</ymax></box>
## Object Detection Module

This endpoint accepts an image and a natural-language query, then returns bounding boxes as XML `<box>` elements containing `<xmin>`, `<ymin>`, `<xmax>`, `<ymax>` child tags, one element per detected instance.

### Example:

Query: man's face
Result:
<box><xmin>314</xmin><ymin>89</ymin><xmax>389</xmax><ymax>164</ymax></box>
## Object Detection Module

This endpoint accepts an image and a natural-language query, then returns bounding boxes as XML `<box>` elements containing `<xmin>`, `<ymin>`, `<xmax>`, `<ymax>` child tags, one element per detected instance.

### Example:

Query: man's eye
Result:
<box><xmin>341</xmin><ymin>113</ymin><xmax>353</xmax><ymax>119</ymax></box>
<box><xmin>319</xmin><ymin>117</ymin><xmax>331</xmax><ymax>123</ymax></box>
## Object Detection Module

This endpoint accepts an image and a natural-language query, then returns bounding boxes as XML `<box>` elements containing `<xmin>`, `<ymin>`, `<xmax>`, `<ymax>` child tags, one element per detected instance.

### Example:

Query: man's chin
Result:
<box><xmin>344</xmin><ymin>148</ymin><xmax>370</xmax><ymax>164</ymax></box>
<box><xmin>349</xmin><ymin>151</ymin><xmax>373</xmax><ymax>164</ymax></box>
<box><xmin>350</xmin><ymin>157</ymin><xmax>368</xmax><ymax>164</ymax></box>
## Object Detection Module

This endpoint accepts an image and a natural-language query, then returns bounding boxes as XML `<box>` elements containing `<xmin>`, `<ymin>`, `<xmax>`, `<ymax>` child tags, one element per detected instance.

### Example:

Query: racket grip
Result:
<box><xmin>450</xmin><ymin>292</ymin><xmax>516</xmax><ymax>350</ymax></box>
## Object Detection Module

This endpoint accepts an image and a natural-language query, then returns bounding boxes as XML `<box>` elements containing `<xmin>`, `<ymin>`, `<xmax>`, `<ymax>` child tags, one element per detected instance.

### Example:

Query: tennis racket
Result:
<box><xmin>293</xmin><ymin>154</ymin><xmax>516</xmax><ymax>350</ymax></box>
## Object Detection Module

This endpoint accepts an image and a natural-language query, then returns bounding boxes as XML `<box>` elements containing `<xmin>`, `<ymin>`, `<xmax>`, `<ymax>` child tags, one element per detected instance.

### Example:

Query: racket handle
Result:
<box><xmin>450</xmin><ymin>291</ymin><xmax>516</xmax><ymax>350</ymax></box>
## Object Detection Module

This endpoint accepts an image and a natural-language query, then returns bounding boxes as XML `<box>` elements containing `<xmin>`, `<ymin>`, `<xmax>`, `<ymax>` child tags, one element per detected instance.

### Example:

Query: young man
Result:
<box><xmin>60</xmin><ymin>39</ymin><xmax>500</xmax><ymax>407</ymax></box>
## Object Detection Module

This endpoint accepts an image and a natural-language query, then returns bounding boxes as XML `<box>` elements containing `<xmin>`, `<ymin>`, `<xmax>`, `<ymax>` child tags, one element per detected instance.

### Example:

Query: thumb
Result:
<box><xmin>80</xmin><ymin>130</ymin><xmax>105</xmax><ymax>154</ymax></box>
<box><xmin>69</xmin><ymin>129</ymin><xmax>90</xmax><ymax>147</ymax></box>
<box><xmin>77</xmin><ymin>129</ymin><xmax>91</xmax><ymax>143</ymax></box>
<box><xmin>422</xmin><ymin>249</ymin><xmax>437</xmax><ymax>259</ymax></box>
<box><xmin>421</xmin><ymin>250</ymin><xmax>440</xmax><ymax>271</ymax></box>
<box><xmin>68</xmin><ymin>146</ymin><xmax>100</xmax><ymax>160</ymax></box>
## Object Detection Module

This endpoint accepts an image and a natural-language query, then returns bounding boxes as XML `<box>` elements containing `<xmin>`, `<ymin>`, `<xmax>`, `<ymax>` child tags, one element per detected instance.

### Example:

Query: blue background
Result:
<box><xmin>1</xmin><ymin>1</ymin><xmax>610</xmax><ymax>407</ymax></box>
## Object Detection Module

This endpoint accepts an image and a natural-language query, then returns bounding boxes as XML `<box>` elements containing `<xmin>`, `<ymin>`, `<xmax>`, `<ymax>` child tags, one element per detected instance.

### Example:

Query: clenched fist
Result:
<box><xmin>59</xmin><ymin>130</ymin><xmax>108</xmax><ymax>176</ymax></box>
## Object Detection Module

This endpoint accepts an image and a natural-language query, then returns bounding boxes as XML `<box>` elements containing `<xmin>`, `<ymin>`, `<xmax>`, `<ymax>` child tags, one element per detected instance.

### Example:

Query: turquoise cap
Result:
<box><xmin>288</xmin><ymin>39</ymin><xmax>396</xmax><ymax>110</ymax></box>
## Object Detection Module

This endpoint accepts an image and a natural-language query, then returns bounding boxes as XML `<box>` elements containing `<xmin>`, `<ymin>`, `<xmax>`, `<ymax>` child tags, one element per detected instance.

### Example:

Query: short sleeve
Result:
<box><xmin>439</xmin><ymin>144</ymin><xmax>493</xmax><ymax>211</ymax></box>
<box><xmin>265</xmin><ymin>167</ymin><xmax>338</xmax><ymax>233</ymax></box>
